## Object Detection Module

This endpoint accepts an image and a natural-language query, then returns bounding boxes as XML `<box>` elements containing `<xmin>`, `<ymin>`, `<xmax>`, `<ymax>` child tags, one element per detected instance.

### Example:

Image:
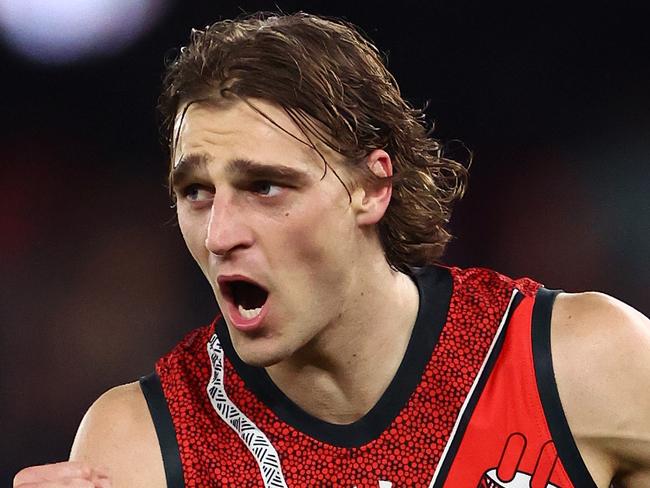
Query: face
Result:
<box><xmin>171</xmin><ymin>99</ymin><xmax>366</xmax><ymax>367</ymax></box>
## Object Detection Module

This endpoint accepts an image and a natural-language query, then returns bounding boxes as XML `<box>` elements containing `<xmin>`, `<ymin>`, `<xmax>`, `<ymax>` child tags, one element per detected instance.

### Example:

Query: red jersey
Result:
<box><xmin>140</xmin><ymin>266</ymin><xmax>598</xmax><ymax>487</ymax></box>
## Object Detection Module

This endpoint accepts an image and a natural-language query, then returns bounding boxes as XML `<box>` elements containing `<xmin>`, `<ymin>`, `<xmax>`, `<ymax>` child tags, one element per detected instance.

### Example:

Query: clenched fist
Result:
<box><xmin>13</xmin><ymin>461</ymin><xmax>111</xmax><ymax>488</ymax></box>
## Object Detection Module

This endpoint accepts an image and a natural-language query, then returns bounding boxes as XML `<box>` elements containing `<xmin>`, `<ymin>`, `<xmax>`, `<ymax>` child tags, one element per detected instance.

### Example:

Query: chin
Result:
<box><xmin>230</xmin><ymin>336</ymin><xmax>292</xmax><ymax>368</ymax></box>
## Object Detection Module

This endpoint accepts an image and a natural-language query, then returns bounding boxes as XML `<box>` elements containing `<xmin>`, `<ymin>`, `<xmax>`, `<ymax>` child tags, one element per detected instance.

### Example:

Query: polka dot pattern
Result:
<box><xmin>157</xmin><ymin>267</ymin><xmax>540</xmax><ymax>487</ymax></box>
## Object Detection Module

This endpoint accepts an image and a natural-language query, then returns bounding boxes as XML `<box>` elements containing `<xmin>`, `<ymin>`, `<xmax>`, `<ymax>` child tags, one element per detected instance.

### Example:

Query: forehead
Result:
<box><xmin>172</xmin><ymin>99</ymin><xmax>335</xmax><ymax>173</ymax></box>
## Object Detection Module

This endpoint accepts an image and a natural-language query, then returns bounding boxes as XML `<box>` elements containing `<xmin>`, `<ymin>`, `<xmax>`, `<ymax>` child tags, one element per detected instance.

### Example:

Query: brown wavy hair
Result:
<box><xmin>159</xmin><ymin>12</ymin><xmax>468</xmax><ymax>273</ymax></box>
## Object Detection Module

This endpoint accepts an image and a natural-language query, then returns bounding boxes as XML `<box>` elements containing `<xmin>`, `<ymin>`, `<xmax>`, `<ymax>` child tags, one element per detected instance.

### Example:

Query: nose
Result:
<box><xmin>204</xmin><ymin>194</ymin><xmax>254</xmax><ymax>257</ymax></box>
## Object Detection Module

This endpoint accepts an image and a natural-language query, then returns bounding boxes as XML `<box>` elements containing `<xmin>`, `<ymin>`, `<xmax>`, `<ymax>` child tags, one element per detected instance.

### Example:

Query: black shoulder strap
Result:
<box><xmin>531</xmin><ymin>288</ymin><xmax>598</xmax><ymax>488</ymax></box>
<box><xmin>139</xmin><ymin>372</ymin><xmax>185</xmax><ymax>488</ymax></box>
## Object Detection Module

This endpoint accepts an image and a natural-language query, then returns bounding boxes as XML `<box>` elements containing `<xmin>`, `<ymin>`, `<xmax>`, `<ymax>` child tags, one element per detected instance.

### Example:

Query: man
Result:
<box><xmin>14</xmin><ymin>12</ymin><xmax>649</xmax><ymax>488</ymax></box>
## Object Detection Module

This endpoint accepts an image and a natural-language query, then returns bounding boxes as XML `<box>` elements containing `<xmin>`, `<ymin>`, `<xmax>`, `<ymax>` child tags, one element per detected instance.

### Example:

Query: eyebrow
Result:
<box><xmin>170</xmin><ymin>152</ymin><xmax>208</xmax><ymax>189</ymax></box>
<box><xmin>170</xmin><ymin>153</ymin><xmax>312</xmax><ymax>189</ymax></box>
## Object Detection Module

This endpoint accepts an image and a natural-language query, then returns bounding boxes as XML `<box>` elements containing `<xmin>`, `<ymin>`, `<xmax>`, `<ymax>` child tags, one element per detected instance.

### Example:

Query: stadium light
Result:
<box><xmin>0</xmin><ymin>0</ymin><xmax>170</xmax><ymax>64</ymax></box>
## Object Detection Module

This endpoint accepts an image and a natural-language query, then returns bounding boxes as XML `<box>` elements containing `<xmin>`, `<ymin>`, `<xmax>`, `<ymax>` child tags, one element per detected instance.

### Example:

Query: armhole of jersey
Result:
<box><xmin>139</xmin><ymin>372</ymin><xmax>185</xmax><ymax>488</ymax></box>
<box><xmin>531</xmin><ymin>288</ymin><xmax>598</xmax><ymax>488</ymax></box>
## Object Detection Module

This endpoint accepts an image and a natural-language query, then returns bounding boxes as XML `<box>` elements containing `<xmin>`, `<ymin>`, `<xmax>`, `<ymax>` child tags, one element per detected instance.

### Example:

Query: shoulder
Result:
<box><xmin>70</xmin><ymin>381</ymin><xmax>166</xmax><ymax>487</ymax></box>
<box><xmin>446</xmin><ymin>265</ymin><xmax>541</xmax><ymax>297</ymax></box>
<box><xmin>550</xmin><ymin>291</ymin><xmax>650</xmax><ymax>485</ymax></box>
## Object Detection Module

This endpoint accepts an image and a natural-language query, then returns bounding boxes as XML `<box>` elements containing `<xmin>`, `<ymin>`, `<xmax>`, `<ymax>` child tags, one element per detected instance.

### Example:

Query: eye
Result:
<box><xmin>250</xmin><ymin>181</ymin><xmax>283</xmax><ymax>197</ymax></box>
<box><xmin>181</xmin><ymin>184</ymin><xmax>213</xmax><ymax>202</ymax></box>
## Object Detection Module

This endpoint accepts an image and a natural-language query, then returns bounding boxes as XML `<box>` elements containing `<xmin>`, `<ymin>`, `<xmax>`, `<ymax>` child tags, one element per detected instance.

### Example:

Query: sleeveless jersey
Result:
<box><xmin>140</xmin><ymin>266</ymin><xmax>599</xmax><ymax>487</ymax></box>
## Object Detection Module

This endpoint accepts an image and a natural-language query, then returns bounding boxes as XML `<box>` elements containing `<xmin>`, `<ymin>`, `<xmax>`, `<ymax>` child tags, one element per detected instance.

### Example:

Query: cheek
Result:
<box><xmin>278</xmin><ymin>206</ymin><xmax>355</xmax><ymax>269</ymax></box>
<box><xmin>178</xmin><ymin>212</ymin><xmax>208</xmax><ymax>264</ymax></box>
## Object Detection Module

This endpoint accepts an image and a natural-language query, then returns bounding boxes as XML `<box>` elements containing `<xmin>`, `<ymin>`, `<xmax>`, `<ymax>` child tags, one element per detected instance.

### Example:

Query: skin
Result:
<box><xmin>14</xmin><ymin>100</ymin><xmax>650</xmax><ymax>487</ymax></box>
<box><xmin>170</xmin><ymin>100</ymin><xmax>419</xmax><ymax>422</ymax></box>
<box><xmin>551</xmin><ymin>292</ymin><xmax>650</xmax><ymax>487</ymax></box>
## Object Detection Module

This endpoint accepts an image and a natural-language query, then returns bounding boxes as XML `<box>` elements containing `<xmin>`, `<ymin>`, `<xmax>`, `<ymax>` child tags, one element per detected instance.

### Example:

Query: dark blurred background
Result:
<box><xmin>1</xmin><ymin>0</ymin><xmax>648</xmax><ymax>482</ymax></box>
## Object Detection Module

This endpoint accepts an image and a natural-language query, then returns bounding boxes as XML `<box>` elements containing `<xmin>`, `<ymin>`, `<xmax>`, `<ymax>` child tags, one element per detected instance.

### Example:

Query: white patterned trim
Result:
<box><xmin>206</xmin><ymin>334</ymin><xmax>288</xmax><ymax>488</ymax></box>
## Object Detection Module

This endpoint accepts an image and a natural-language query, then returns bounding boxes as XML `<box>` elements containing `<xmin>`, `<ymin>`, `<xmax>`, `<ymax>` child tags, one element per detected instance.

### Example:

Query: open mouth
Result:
<box><xmin>220</xmin><ymin>279</ymin><xmax>269</xmax><ymax>320</ymax></box>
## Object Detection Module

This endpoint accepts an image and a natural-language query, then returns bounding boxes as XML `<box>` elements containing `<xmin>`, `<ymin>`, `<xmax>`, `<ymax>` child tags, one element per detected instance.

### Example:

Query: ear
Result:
<box><xmin>352</xmin><ymin>149</ymin><xmax>393</xmax><ymax>226</ymax></box>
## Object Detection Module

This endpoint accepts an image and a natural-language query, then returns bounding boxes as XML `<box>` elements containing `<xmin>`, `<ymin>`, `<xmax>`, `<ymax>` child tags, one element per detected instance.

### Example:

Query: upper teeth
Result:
<box><xmin>238</xmin><ymin>304</ymin><xmax>262</xmax><ymax>319</ymax></box>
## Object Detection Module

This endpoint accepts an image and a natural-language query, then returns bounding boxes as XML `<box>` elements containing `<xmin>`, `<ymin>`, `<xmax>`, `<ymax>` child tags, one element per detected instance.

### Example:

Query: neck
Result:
<box><xmin>265</xmin><ymin>258</ymin><xmax>420</xmax><ymax>424</ymax></box>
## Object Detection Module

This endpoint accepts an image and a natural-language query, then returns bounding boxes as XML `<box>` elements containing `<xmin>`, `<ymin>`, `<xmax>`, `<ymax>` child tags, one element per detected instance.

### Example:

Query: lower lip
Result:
<box><xmin>225</xmin><ymin>300</ymin><xmax>269</xmax><ymax>332</ymax></box>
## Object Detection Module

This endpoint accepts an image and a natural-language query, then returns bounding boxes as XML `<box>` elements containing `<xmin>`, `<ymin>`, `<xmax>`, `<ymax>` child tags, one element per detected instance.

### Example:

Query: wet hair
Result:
<box><xmin>159</xmin><ymin>11</ymin><xmax>468</xmax><ymax>273</ymax></box>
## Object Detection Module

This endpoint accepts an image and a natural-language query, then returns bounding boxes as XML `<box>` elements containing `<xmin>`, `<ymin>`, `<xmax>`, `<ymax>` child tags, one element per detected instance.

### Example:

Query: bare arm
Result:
<box><xmin>552</xmin><ymin>292</ymin><xmax>650</xmax><ymax>487</ymax></box>
<box><xmin>14</xmin><ymin>382</ymin><xmax>166</xmax><ymax>488</ymax></box>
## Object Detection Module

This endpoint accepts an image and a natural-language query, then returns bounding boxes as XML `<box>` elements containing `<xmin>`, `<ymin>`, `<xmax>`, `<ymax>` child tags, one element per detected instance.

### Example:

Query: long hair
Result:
<box><xmin>159</xmin><ymin>12</ymin><xmax>468</xmax><ymax>272</ymax></box>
